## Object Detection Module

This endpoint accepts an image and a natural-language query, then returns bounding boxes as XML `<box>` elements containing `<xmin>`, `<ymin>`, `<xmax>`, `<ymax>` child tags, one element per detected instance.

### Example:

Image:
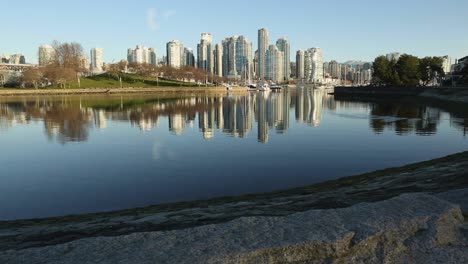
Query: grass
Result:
<box><xmin>2</xmin><ymin>73</ymin><xmax>202</xmax><ymax>90</ymax></box>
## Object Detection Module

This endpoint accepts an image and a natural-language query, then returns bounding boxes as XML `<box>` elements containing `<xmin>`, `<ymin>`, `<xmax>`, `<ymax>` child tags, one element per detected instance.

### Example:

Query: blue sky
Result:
<box><xmin>2</xmin><ymin>0</ymin><xmax>467</xmax><ymax>64</ymax></box>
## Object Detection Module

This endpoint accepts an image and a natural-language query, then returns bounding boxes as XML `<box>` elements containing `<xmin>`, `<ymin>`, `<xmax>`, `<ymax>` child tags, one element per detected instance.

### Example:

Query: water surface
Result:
<box><xmin>1</xmin><ymin>89</ymin><xmax>467</xmax><ymax>220</ymax></box>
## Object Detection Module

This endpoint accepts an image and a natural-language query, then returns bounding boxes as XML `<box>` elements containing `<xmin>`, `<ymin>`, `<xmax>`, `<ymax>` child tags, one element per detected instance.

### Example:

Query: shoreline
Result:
<box><xmin>0</xmin><ymin>86</ymin><xmax>248</xmax><ymax>96</ymax></box>
<box><xmin>1</xmin><ymin>151</ymin><xmax>468</xmax><ymax>250</ymax></box>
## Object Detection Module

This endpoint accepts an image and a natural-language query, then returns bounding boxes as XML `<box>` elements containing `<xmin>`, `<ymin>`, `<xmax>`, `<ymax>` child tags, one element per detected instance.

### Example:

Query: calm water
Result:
<box><xmin>1</xmin><ymin>89</ymin><xmax>467</xmax><ymax>220</ymax></box>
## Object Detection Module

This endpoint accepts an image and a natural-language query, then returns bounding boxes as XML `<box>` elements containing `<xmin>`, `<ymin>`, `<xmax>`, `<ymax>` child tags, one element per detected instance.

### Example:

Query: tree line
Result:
<box><xmin>372</xmin><ymin>54</ymin><xmax>445</xmax><ymax>87</ymax></box>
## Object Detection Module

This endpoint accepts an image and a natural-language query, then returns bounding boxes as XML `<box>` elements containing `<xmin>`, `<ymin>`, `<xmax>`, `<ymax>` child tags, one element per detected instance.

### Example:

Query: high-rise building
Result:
<box><xmin>221</xmin><ymin>35</ymin><xmax>253</xmax><ymax>80</ymax></box>
<box><xmin>304</xmin><ymin>48</ymin><xmax>324</xmax><ymax>83</ymax></box>
<box><xmin>296</xmin><ymin>50</ymin><xmax>305</xmax><ymax>80</ymax></box>
<box><xmin>197</xmin><ymin>33</ymin><xmax>214</xmax><ymax>73</ymax></box>
<box><xmin>276</xmin><ymin>38</ymin><xmax>290</xmax><ymax>81</ymax></box>
<box><xmin>265</xmin><ymin>45</ymin><xmax>284</xmax><ymax>83</ymax></box>
<box><xmin>258</xmin><ymin>28</ymin><xmax>269</xmax><ymax>79</ymax></box>
<box><xmin>90</xmin><ymin>48</ymin><xmax>104</xmax><ymax>73</ymax></box>
<box><xmin>38</xmin><ymin>45</ymin><xmax>55</xmax><ymax>66</ymax></box>
<box><xmin>214</xmin><ymin>43</ymin><xmax>223</xmax><ymax>77</ymax></box>
<box><xmin>329</xmin><ymin>60</ymin><xmax>341</xmax><ymax>79</ymax></box>
<box><xmin>235</xmin><ymin>36</ymin><xmax>253</xmax><ymax>80</ymax></box>
<box><xmin>127</xmin><ymin>45</ymin><xmax>157</xmax><ymax>65</ymax></box>
<box><xmin>184</xmin><ymin>48</ymin><xmax>195</xmax><ymax>67</ymax></box>
<box><xmin>166</xmin><ymin>40</ymin><xmax>184</xmax><ymax>68</ymax></box>
<box><xmin>441</xmin><ymin>56</ymin><xmax>452</xmax><ymax>73</ymax></box>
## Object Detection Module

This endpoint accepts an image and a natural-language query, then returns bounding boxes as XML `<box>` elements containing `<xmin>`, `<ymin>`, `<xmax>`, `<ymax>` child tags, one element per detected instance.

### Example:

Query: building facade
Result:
<box><xmin>265</xmin><ymin>45</ymin><xmax>284</xmax><ymax>83</ymax></box>
<box><xmin>197</xmin><ymin>33</ymin><xmax>214</xmax><ymax>73</ymax></box>
<box><xmin>166</xmin><ymin>40</ymin><xmax>184</xmax><ymax>68</ymax></box>
<box><xmin>214</xmin><ymin>43</ymin><xmax>223</xmax><ymax>77</ymax></box>
<box><xmin>296</xmin><ymin>50</ymin><xmax>305</xmax><ymax>80</ymax></box>
<box><xmin>258</xmin><ymin>28</ymin><xmax>269</xmax><ymax>79</ymax></box>
<box><xmin>38</xmin><ymin>45</ymin><xmax>55</xmax><ymax>66</ymax></box>
<box><xmin>304</xmin><ymin>48</ymin><xmax>324</xmax><ymax>83</ymax></box>
<box><xmin>127</xmin><ymin>45</ymin><xmax>157</xmax><ymax>65</ymax></box>
<box><xmin>276</xmin><ymin>38</ymin><xmax>290</xmax><ymax>82</ymax></box>
<box><xmin>90</xmin><ymin>48</ymin><xmax>104</xmax><ymax>73</ymax></box>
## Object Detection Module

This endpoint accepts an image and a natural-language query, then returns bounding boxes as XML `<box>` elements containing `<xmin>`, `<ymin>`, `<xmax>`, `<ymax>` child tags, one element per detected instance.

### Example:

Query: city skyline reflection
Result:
<box><xmin>0</xmin><ymin>90</ymin><xmax>467</xmax><ymax>144</ymax></box>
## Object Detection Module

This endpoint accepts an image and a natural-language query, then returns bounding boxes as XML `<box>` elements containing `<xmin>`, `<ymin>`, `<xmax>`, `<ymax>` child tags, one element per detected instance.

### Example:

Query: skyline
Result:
<box><xmin>2</xmin><ymin>0</ymin><xmax>468</xmax><ymax>64</ymax></box>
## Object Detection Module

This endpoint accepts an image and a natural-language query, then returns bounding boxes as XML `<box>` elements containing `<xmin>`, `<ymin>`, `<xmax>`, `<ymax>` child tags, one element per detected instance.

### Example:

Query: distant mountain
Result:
<box><xmin>343</xmin><ymin>60</ymin><xmax>369</xmax><ymax>65</ymax></box>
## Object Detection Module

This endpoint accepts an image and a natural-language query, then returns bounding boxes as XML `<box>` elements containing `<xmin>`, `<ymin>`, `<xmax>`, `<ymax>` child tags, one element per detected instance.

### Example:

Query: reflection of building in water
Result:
<box><xmin>92</xmin><ymin>109</ymin><xmax>107</xmax><ymax>129</ymax></box>
<box><xmin>256</xmin><ymin>92</ymin><xmax>270</xmax><ymax>143</ymax></box>
<box><xmin>169</xmin><ymin>114</ymin><xmax>185</xmax><ymax>135</ymax></box>
<box><xmin>311</xmin><ymin>89</ymin><xmax>323</xmax><ymax>127</ymax></box>
<box><xmin>294</xmin><ymin>88</ymin><xmax>323</xmax><ymax>127</ymax></box>
<box><xmin>222</xmin><ymin>95</ymin><xmax>253</xmax><ymax>138</ymax></box>
<box><xmin>198</xmin><ymin>97</ymin><xmax>217</xmax><ymax>140</ymax></box>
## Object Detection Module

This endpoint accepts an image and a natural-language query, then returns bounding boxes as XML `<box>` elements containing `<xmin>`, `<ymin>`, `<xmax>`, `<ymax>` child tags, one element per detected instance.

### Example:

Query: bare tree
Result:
<box><xmin>22</xmin><ymin>67</ymin><xmax>44</xmax><ymax>89</ymax></box>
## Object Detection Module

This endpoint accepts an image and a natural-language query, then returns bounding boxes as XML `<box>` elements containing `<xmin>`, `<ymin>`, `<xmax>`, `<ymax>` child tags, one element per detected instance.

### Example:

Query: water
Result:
<box><xmin>1</xmin><ymin>89</ymin><xmax>467</xmax><ymax>220</ymax></box>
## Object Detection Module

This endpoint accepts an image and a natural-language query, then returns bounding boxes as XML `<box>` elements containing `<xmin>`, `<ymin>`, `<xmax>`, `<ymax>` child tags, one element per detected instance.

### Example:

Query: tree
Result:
<box><xmin>419</xmin><ymin>57</ymin><xmax>444</xmax><ymax>86</ymax></box>
<box><xmin>51</xmin><ymin>41</ymin><xmax>85</xmax><ymax>72</ymax></box>
<box><xmin>372</xmin><ymin>56</ymin><xmax>391</xmax><ymax>85</ymax></box>
<box><xmin>22</xmin><ymin>67</ymin><xmax>44</xmax><ymax>89</ymax></box>
<box><xmin>395</xmin><ymin>54</ymin><xmax>420</xmax><ymax>86</ymax></box>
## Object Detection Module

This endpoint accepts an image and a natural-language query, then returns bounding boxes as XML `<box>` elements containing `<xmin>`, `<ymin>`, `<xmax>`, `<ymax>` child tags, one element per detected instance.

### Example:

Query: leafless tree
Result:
<box><xmin>22</xmin><ymin>67</ymin><xmax>44</xmax><ymax>89</ymax></box>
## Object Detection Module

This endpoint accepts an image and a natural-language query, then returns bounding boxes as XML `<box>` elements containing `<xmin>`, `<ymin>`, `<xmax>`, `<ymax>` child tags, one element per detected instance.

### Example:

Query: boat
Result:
<box><xmin>257</xmin><ymin>80</ymin><xmax>270</xmax><ymax>91</ymax></box>
<box><xmin>270</xmin><ymin>83</ymin><xmax>282</xmax><ymax>91</ymax></box>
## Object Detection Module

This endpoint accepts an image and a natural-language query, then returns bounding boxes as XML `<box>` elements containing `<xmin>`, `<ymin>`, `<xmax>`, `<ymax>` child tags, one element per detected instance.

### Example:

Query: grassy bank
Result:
<box><xmin>0</xmin><ymin>73</ymin><xmax>243</xmax><ymax>96</ymax></box>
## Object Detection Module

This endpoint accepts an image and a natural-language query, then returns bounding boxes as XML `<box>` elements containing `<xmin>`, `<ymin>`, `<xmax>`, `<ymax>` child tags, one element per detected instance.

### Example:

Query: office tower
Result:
<box><xmin>166</xmin><ymin>40</ymin><xmax>184</xmax><ymax>68</ymax></box>
<box><xmin>197</xmin><ymin>33</ymin><xmax>214</xmax><ymax>73</ymax></box>
<box><xmin>90</xmin><ymin>48</ymin><xmax>103</xmax><ymax>73</ymax></box>
<box><xmin>265</xmin><ymin>45</ymin><xmax>284</xmax><ymax>83</ymax></box>
<box><xmin>276</xmin><ymin>38</ymin><xmax>290</xmax><ymax>81</ymax></box>
<box><xmin>304</xmin><ymin>48</ymin><xmax>324</xmax><ymax>83</ymax></box>
<box><xmin>296</xmin><ymin>50</ymin><xmax>305</xmax><ymax>80</ymax></box>
<box><xmin>258</xmin><ymin>28</ymin><xmax>269</xmax><ymax>79</ymax></box>
<box><xmin>38</xmin><ymin>45</ymin><xmax>56</xmax><ymax>66</ymax></box>
<box><xmin>214</xmin><ymin>43</ymin><xmax>223</xmax><ymax>77</ymax></box>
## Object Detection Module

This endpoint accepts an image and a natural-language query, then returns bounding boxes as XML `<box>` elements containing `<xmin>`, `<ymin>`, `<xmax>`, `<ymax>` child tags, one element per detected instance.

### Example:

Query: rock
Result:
<box><xmin>0</xmin><ymin>193</ymin><xmax>466</xmax><ymax>264</ymax></box>
<box><xmin>436</xmin><ymin>188</ymin><xmax>468</xmax><ymax>216</ymax></box>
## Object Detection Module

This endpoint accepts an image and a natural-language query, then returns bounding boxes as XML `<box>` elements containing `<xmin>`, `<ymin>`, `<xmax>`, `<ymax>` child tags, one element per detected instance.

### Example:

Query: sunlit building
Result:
<box><xmin>197</xmin><ymin>33</ymin><xmax>214</xmax><ymax>73</ymax></box>
<box><xmin>257</xmin><ymin>28</ymin><xmax>269</xmax><ymax>79</ymax></box>
<box><xmin>90</xmin><ymin>48</ymin><xmax>104</xmax><ymax>73</ymax></box>
<box><xmin>166</xmin><ymin>40</ymin><xmax>184</xmax><ymax>68</ymax></box>
<box><xmin>265</xmin><ymin>45</ymin><xmax>284</xmax><ymax>83</ymax></box>
<box><xmin>304</xmin><ymin>48</ymin><xmax>324</xmax><ymax>83</ymax></box>
<box><xmin>38</xmin><ymin>45</ymin><xmax>55</xmax><ymax>66</ymax></box>
<box><xmin>127</xmin><ymin>45</ymin><xmax>157</xmax><ymax>65</ymax></box>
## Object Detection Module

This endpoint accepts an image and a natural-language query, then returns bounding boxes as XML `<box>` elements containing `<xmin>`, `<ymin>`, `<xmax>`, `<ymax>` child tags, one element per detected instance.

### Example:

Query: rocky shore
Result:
<box><xmin>1</xmin><ymin>151</ymin><xmax>468</xmax><ymax>263</ymax></box>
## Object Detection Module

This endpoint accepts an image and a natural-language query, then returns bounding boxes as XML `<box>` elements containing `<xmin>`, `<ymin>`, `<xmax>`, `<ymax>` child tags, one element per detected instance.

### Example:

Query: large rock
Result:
<box><xmin>0</xmin><ymin>193</ymin><xmax>466</xmax><ymax>264</ymax></box>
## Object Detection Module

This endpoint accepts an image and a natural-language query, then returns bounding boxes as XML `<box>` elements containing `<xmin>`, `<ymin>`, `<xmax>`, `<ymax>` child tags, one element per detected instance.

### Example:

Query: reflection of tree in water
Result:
<box><xmin>370</xmin><ymin>103</ymin><xmax>440</xmax><ymax>135</ymax></box>
<box><xmin>43</xmin><ymin>105</ymin><xmax>91</xmax><ymax>143</ymax></box>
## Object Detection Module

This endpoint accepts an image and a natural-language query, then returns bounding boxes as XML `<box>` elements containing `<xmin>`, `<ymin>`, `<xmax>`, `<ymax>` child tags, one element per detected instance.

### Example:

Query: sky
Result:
<box><xmin>2</xmin><ymin>0</ymin><xmax>467</xmax><ymax>64</ymax></box>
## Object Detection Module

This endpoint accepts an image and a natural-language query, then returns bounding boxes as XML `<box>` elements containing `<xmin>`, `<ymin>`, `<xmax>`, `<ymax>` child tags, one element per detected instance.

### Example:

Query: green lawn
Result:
<box><xmin>42</xmin><ymin>73</ymin><xmax>199</xmax><ymax>89</ymax></box>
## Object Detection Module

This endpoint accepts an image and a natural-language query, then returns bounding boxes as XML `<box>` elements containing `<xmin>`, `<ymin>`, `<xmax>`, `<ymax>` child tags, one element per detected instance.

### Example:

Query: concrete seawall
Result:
<box><xmin>334</xmin><ymin>86</ymin><xmax>468</xmax><ymax>104</ymax></box>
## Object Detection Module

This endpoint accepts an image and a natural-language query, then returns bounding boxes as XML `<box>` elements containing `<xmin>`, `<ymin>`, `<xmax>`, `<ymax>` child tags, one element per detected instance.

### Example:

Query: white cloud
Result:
<box><xmin>147</xmin><ymin>8</ymin><xmax>159</xmax><ymax>31</ymax></box>
<box><xmin>162</xmin><ymin>10</ymin><xmax>176</xmax><ymax>19</ymax></box>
